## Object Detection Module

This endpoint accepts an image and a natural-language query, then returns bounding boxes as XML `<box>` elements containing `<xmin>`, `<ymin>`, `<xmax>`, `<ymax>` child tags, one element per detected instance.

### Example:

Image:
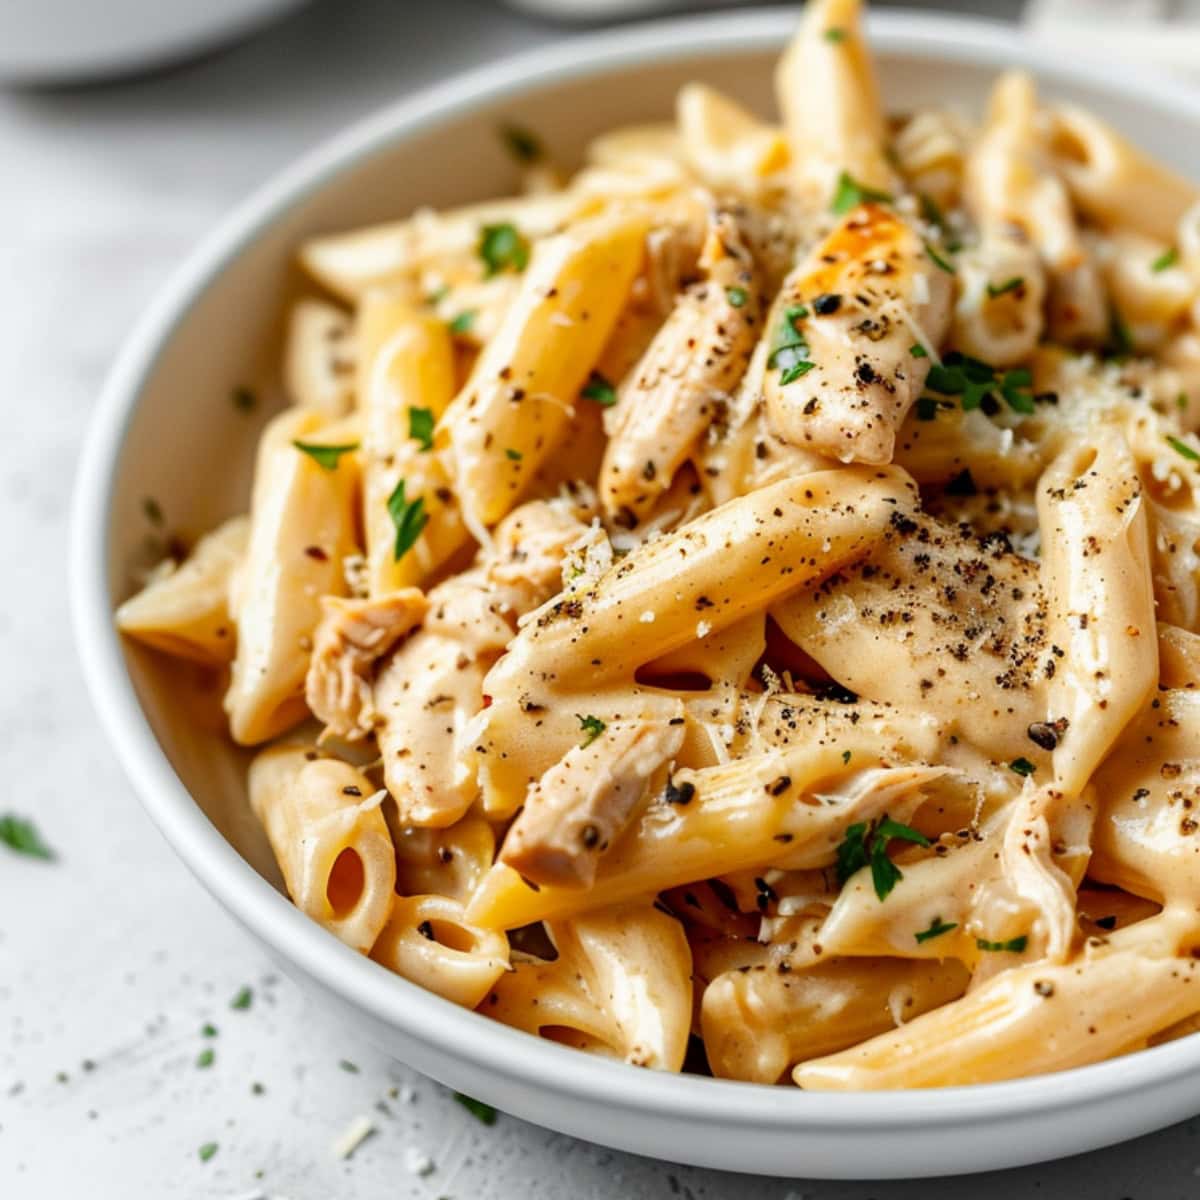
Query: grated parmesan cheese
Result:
<box><xmin>332</xmin><ymin>1114</ymin><xmax>375</xmax><ymax>1160</ymax></box>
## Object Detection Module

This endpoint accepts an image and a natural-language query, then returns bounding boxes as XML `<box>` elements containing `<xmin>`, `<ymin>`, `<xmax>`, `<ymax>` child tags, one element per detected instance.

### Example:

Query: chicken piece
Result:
<box><xmin>375</xmin><ymin>493</ymin><xmax>595</xmax><ymax>827</ymax></box>
<box><xmin>305</xmin><ymin>590</ymin><xmax>427</xmax><ymax>739</ymax></box>
<box><xmin>762</xmin><ymin>202</ymin><xmax>952</xmax><ymax>464</ymax></box>
<box><xmin>600</xmin><ymin>209</ymin><xmax>761</xmax><ymax>523</ymax></box>
<box><xmin>500</xmin><ymin>718</ymin><xmax>685</xmax><ymax>889</ymax></box>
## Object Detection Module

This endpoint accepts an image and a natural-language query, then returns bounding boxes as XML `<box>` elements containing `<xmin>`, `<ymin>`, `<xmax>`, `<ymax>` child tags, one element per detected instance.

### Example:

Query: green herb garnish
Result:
<box><xmin>909</xmin><ymin>343</ymin><xmax>928</xmax><ymax>359</ymax></box>
<box><xmin>987</xmin><ymin>276</ymin><xmax>1024</xmax><ymax>298</ymax></box>
<box><xmin>408</xmin><ymin>406</ymin><xmax>435</xmax><ymax>452</ymax></box>
<box><xmin>1168</xmin><ymin>435</ymin><xmax>1200</xmax><ymax>462</ymax></box>
<box><xmin>1151</xmin><ymin>247</ymin><xmax>1179</xmax><ymax>273</ymax></box>
<box><xmin>577</xmin><ymin>714</ymin><xmax>606</xmax><ymax>748</ymax></box>
<box><xmin>196</xmin><ymin>1048</ymin><xmax>214</xmax><ymax>1069</ymax></box>
<box><xmin>823</xmin><ymin>26</ymin><xmax>847</xmax><ymax>42</ymax></box>
<box><xmin>915</xmin><ymin>916</ymin><xmax>958</xmax><ymax>944</ymax></box>
<box><xmin>725</xmin><ymin>285</ymin><xmax>749</xmax><ymax>308</ymax></box>
<box><xmin>1106</xmin><ymin>307</ymin><xmax>1134</xmax><ymax>359</ymax></box>
<box><xmin>479</xmin><ymin>222</ymin><xmax>530</xmax><ymax>277</ymax></box>
<box><xmin>201</xmin><ymin>1023</ymin><xmax>218</xmax><ymax>1038</ymax></box>
<box><xmin>454</xmin><ymin>1093</ymin><xmax>498</xmax><ymax>1125</ymax></box>
<box><xmin>1178</xmin><ymin>393</ymin><xmax>1189</xmax><ymax>411</ymax></box>
<box><xmin>230</xmin><ymin>986</ymin><xmax>253</xmax><ymax>1011</ymax></box>
<box><xmin>448</xmin><ymin>310</ymin><xmax>477</xmax><ymax>335</ymax></box>
<box><xmin>976</xmin><ymin>935</ymin><xmax>1028</xmax><ymax>953</ymax></box>
<box><xmin>581</xmin><ymin>371</ymin><xmax>618</xmax><ymax>407</ymax></box>
<box><xmin>0</xmin><ymin>814</ymin><xmax>54</xmax><ymax>860</ymax></box>
<box><xmin>198</xmin><ymin>1142</ymin><xmax>218</xmax><ymax>1163</ymax></box>
<box><xmin>386</xmin><ymin>480</ymin><xmax>428</xmax><ymax>562</ymax></box>
<box><xmin>924</xmin><ymin>241</ymin><xmax>956</xmax><ymax>274</ymax></box>
<box><xmin>501</xmin><ymin>123</ymin><xmax>543</xmax><ymax>164</ymax></box>
<box><xmin>831</xmin><ymin>171</ymin><xmax>893</xmax><ymax>215</ymax></box>
<box><xmin>1009</xmin><ymin>756</ymin><xmax>1036</xmax><ymax>777</ymax></box>
<box><xmin>504</xmin><ymin>447</ymin><xmax>522</xmax><ymax>461</ymax></box>
<box><xmin>835</xmin><ymin>816</ymin><xmax>931</xmax><ymax>901</ymax></box>
<box><xmin>339</xmin><ymin>1059</ymin><xmax>359</xmax><ymax>1074</ymax></box>
<box><xmin>922</xmin><ymin>352</ymin><xmax>1035</xmax><ymax>417</ymax></box>
<box><xmin>293</xmin><ymin>440</ymin><xmax>358</xmax><ymax>471</ymax></box>
<box><xmin>768</xmin><ymin>305</ymin><xmax>815</xmax><ymax>383</ymax></box>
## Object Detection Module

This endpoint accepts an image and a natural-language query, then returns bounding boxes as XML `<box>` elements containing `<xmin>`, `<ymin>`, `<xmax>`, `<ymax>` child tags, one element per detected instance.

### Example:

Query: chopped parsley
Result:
<box><xmin>915</xmin><ymin>916</ymin><xmax>958</xmax><ymax>944</ymax></box>
<box><xmin>1151</xmin><ymin>247</ymin><xmax>1179</xmax><ymax>273</ymax></box>
<box><xmin>909</xmin><ymin>343</ymin><xmax>928</xmax><ymax>359</ymax></box>
<box><xmin>842</xmin><ymin>750</ymin><xmax>852</xmax><ymax>765</ymax></box>
<box><xmin>1106</xmin><ymin>307</ymin><xmax>1134</xmax><ymax>359</ymax></box>
<box><xmin>196</xmin><ymin>1048</ymin><xmax>215</xmax><ymax>1069</ymax></box>
<box><xmin>293</xmin><ymin>440</ymin><xmax>358</xmax><ymax>471</ymax></box>
<box><xmin>387</xmin><ymin>480</ymin><xmax>428</xmax><ymax>562</ymax></box>
<box><xmin>232</xmin><ymin>386</ymin><xmax>256</xmax><ymax>413</ymax></box>
<box><xmin>142</xmin><ymin>496</ymin><xmax>164</xmax><ymax>526</ymax></box>
<box><xmin>201</xmin><ymin>1023</ymin><xmax>218</xmax><ymax>1038</ymax></box>
<box><xmin>823</xmin><ymin>27</ymin><xmax>847</xmax><ymax>42</ymax></box>
<box><xmin>768</xmin><ymin>305</ymin><xmax>815</xmax><ymax>384</ymax></box>
<box><xmin>581</xmin><ymin>371</ymin><xmax>618</xmax><ymax>407</ymax></box>
<box><xmin>986</xmin><ymin>276</ymin><xmax>1024</xmax><ymax>298</ymax></box>
<box><xmin>504</xmin><ymin>447</ymin><xmax>522</xmax><ymax>461</ymax></box>
<box><xmin>1167</xmin><ymin>435</ymin><xmax>1200</xmax><ymax>463</ymax></box>
<box><xmin>577</xmin><ymin>714</ymin><xmax>606</xmax><ymax>748</ymax></box>
<box><xmin>922</xmin><ymin>351</ymin><xmax>1035</xmax><ymax>417</ymax></box>
<box><xmin>1009</xmin><ymin>756</ymin><xmax>1037</xmax><ymax>777</ymax></box>
<box><xmin>408</xmin><ymin>406</ymin><xmax>435</xmax><ymax>451</ymax></box>
<box><xmin>725</xmin><ymin>285</ymin><xmax>749</xmax><ymax>308</ymax></box>
<box><xmin>500</xmin><ymin>122</ymin><xmax>543</xmax><ymax>164</ymax></box>
<box><xmin>478</xmin><ymin>222</ymin><xmax>530</xmax><ymax>277</ymax></box>
<box><xmin>836</xmin><ymin>815</ymin><xmax>931</xmax><ymax>901</ymax></box>
<box><xmin>0</xmin><ymin>814</ymin><xmax>55</xmax><ymax>860</ymax></box>
<box><xmin>1178</xmin><ymin>393</ymin><xmax>1189</xmax><ymax>411</ymax></box>
<box><xmin>454</xmin><ymin>1093</ymin><xmax>498</xmax><ymax>1125</ymax></box>
<box><xmin>339</xmin><ymin>1059</ymin><xmax>359</xmax><ymax>1074</ymax></box>
<box><xmin>830</xmin><ymin>171</ymin><xmax>893</xmax><ymax>215</ymax></box>
<box><xmin>198</xmin><ymin>1142</ymin><xmax>218</xmax><ymax>1163</ymax></box>
<box><xmin>977</xmin><ymin>935</ymin><xmax>1028</xmax><ymax>953</ymax></box>
<box><xmin>448</xmin><ymin>310</ymin><xmax>477</xmax><ymax>335</ymax></box>
<box><xmin>230</xmin><ymin>986</ymin><xmax>253</xmax><ymax>1011</ymax></box>
<box><xmin>924</xmin><ymin>241</ymin><xmax>956</xmax><ymax>274</ymax></box>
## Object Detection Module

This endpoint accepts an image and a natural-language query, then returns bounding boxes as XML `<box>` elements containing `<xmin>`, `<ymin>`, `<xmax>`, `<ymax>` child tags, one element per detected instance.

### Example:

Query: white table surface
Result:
<box><xmin>1</xmin><ymin>0</ymin><xmax>1196</xmax><ymax>1195</ymax></box>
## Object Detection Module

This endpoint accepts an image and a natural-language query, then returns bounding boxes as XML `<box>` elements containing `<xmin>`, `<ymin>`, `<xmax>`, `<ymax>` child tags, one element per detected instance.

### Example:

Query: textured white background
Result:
<box><xmin>1</xmin><ymin>0</ymin><xmax>1197</xmax><ymax>1195</ymax></box>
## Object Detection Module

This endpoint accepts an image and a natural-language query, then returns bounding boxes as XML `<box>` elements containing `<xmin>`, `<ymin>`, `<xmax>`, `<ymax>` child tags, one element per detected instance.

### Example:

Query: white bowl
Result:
<box><xmin>70</xmin><ymin>9</ymin><xmax>1200</xmax><ymax>1179</ymax></box>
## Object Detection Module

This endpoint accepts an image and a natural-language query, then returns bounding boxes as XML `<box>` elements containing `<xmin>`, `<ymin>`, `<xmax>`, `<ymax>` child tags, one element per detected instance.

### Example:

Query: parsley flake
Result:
<box><xmin>922</xmin><ymin>351</ymin><xmax>1035</xmax><ymax>418</ymax></box>
<box><xmin>293</xmin><ymin>440</ymin><xmax>358</xmax><ymax>471</ymax></box>
<box><xmin>830</xmin><ymin>171</ymin><xmax>893</xmax><ymax>214</ymax></box>
<box><xmin>581</xmin><ymin>371</ymin><xmax>618</xmax><ymax>407</ymax></box>
<box><xmin>201</xmin><ymin>1023</ymin><xmax>218</xmax><ymax>1038</ymax></box>
<box><xmin>986</xmin><ymin>276</ymin><xmax>1024</xmax><ymax>298</ymax></box>
<box><xmin>448</xmin><ymin>310</ymin><xmax>477</xmax><ymax>335</ymax></box>
<box><xmin>408</xmin><ymin>406</ymin><xmax>435</xmax><ymax>451</ymax></box>
<box><xmin>1167</xmin><ymin>435</ymin><xmax>1200</xmax><ymax>463</ymax></box>
<box><xmin>977</xmin><ymin>935</ymin><xmax>1028</xmax><ymax>953</ymax></box>
<box><xmin>1009</xmin><ymin>757</ymin><xmax>1036</xmax><ymax>777</ymax></box>
<box><xmin>835</xmin><ymin>815</ymin><xmax>930</xmax><ymax>901</ymax></box>
<box><xmin>455</xmin><ymin>1093</ymin><xmax>498</xmax><ymax>1125</ymax></box>
<box><xmin>339</xmin><ymin>1059</ymin><xmax>359</xmax><ymax>1074</ymax></box>
<box><xmin>198</xmin><ymin>1141</ymin><xmax>218</xmax><ymax>1163</ymax></box>
<box><xmin>1178</xmin><ymin>393</ymin><xmax>1189</xmax><ymax>412</ymax></box>
<box><xmin>924</xmin><ymin>241</ymin><xmax>956</xmax><ymax>274</ymax></box>
<box><xmin>909</xmin><ymin>343</ymin><xmax>928</xmax><ymax>359</ymax></box>
<box><xmin>768</xmin><ymin>305</ymin><xmax>815</xmax><ymax>383</ymax></box>
<box><xmin>500</xmin><ymin>122</ymin><xmax>543</xmax><ymax>164</ymax></box>
<box><xmin>504</xmin><ymin>447</ymin><xmax>522</xmax><ymax>461</ymax></box>
<box><xmin>725</xmin><ymin>285</ymin><xmax>749</xmax><ymax>308</ymax></box>
<box><xmin>230</xmin><ymin>986</ymin><xmax>253</xmax><ymax>1011</ymax></box>
<box><xmin>387</xmin><ymin>480</ymin><xmax>428</xmax><ymax>562</ymax></box>
<box><xmin>0</xmin><ymin>814</ymin><xmax>55</xmax><ymax>861</ymax></box>
<box><xmin>915</xmin><ymin>916</ymin><xmax>958</xmax><ymax>944</ymax></box>
<box><xmin>577</xmin><ymin>714</ymin><xmax>606</xmax><ymax>748</ymax></box>
<box><xmin>478</xmin><ymin>222</ymin><xmax>530</xmax><ymax>277</ymax></box>
<box><xmin>1106</xmin><ymin>307</ymin><xmax>1134</xmax><ymax>359</ymax></box>
<box><xmin>1151</xmin><ymin>247</ymin><xmax>1179</xmax><ymax>273</ymax></box>
<box><xmin>196</xmin><ymin>1048</ymin><xmax>215</xmax><ymax>1069</ymax></box>
<box><xmin>823</xmin><ymin>27</ymin><xmax>847</xmax><ymax>42</ymax></box>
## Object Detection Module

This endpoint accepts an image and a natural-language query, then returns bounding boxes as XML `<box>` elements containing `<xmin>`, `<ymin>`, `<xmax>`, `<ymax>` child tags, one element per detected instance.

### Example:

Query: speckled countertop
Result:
<box><xmin>1</xmin><ymin>0</ymin><xmax>1197</xmax><ymax>1195</ymax></box>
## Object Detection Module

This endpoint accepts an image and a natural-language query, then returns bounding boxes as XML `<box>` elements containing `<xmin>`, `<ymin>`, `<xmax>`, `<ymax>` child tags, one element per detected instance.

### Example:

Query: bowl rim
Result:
<box><xmin>71</xmin><ymin>3</ymin><xmax>1200</xmax><ymax>1140</ymax></box>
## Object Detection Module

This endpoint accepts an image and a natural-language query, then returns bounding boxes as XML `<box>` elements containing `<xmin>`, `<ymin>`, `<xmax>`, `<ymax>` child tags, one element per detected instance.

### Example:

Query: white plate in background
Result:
<box><xmin>0</xmin><ymin>0</ymin><xmax>306</xmax><ymax>85</ymax></box>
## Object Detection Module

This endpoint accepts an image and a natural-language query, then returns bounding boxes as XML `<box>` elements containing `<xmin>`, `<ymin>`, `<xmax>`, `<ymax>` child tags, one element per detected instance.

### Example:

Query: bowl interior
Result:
<box><xmin>100</xmin><ymin>7</ymin><xmax>1200</xmax><ymax>1097</ymax></box>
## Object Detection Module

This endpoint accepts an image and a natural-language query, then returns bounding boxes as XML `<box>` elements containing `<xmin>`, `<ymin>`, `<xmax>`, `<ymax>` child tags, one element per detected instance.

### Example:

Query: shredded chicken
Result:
<box><xmin>305</xmin><ymin>590</ymin><xmax>427</xmax><ymax>738</ymax></box>
<box><xmin>500</xmin><ymin>719</ymin><xmax>685</xmax><ymax>889</ymax></box>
